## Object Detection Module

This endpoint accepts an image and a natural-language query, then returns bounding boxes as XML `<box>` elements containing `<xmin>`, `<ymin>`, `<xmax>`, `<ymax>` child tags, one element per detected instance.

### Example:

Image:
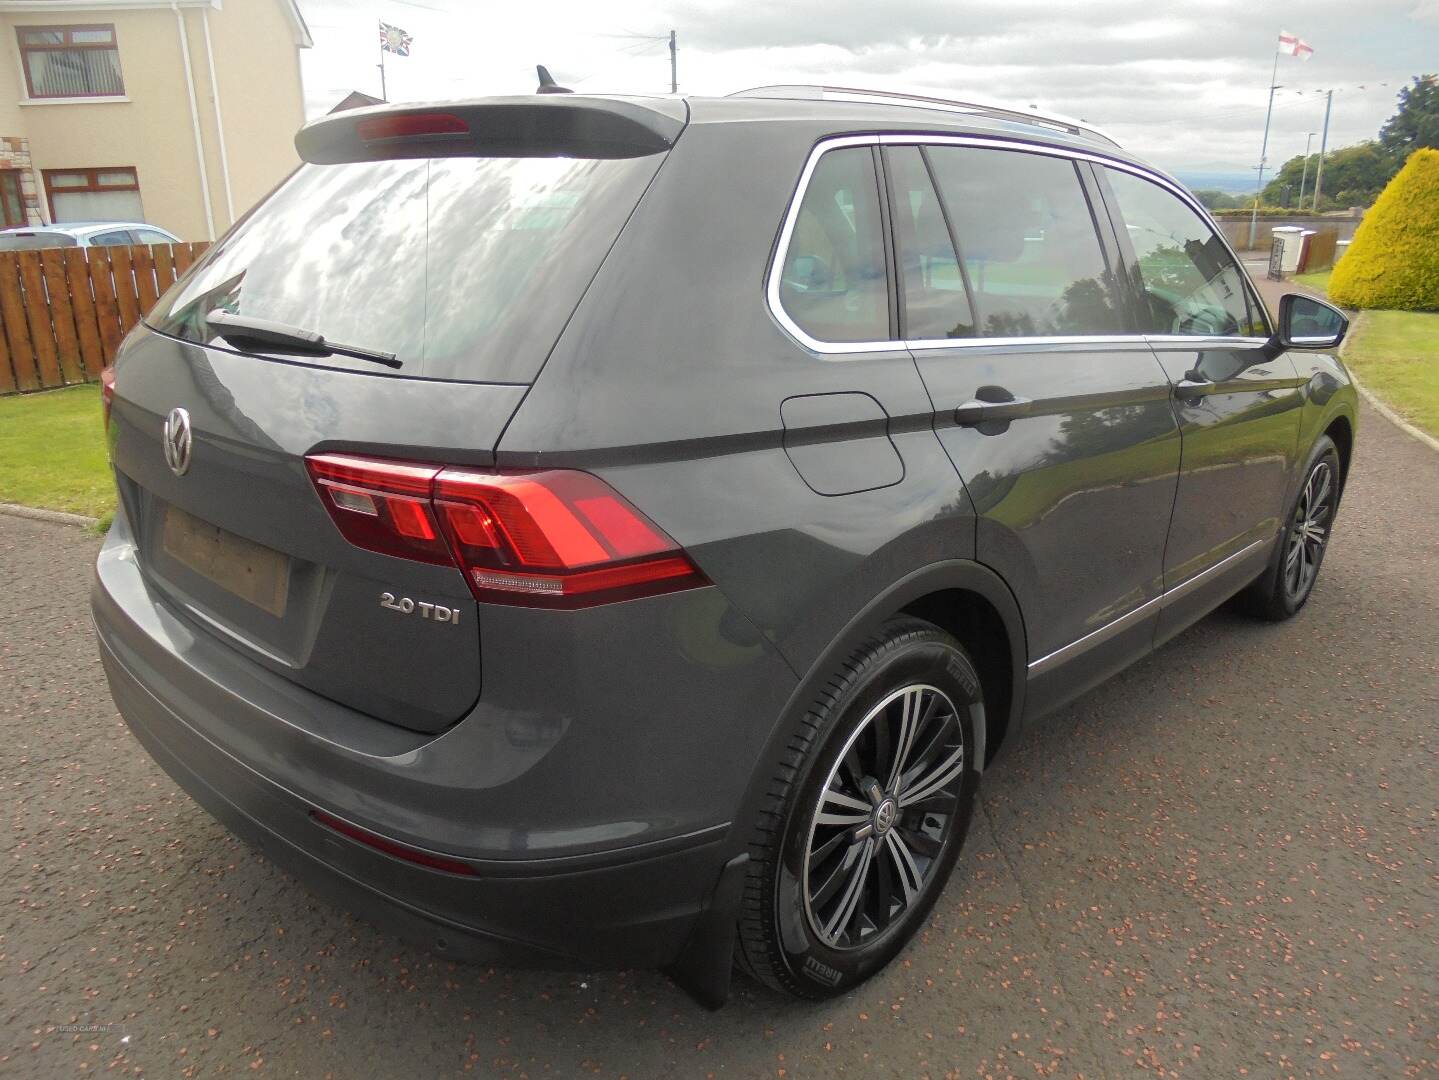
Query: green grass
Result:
<box><xmin>0</xmin><ymin>384</ymin><xmax>115</xmax><ymax>519</ymax></box>
<box><xmin>1294</xmin><ymin>268</ymin><xmax>1332</xmax><ymax>292</ymax></box>
<box><xmin>1341</xmin><ymin>310</ymin><xmax>1439</xmax><ymax>438</ymax></box>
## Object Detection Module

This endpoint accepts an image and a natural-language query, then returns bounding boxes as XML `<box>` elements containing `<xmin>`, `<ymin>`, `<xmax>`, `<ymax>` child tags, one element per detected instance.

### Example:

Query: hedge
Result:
<box><xmin>1328</xmin><ymin>148</ymin><xmax>1439</xmax><ymax>311</ymax></box>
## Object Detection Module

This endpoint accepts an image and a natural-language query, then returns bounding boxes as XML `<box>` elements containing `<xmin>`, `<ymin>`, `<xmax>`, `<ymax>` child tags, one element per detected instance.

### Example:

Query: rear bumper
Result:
<box><xmin>98</xmin><ymin>628</ymin><xmax>723</xmax><ymax>967</ymax></box>
<box><xmin>90</xmin><ymin>510</ymin><xmax>791</xmax><ymax>969</ymax></box>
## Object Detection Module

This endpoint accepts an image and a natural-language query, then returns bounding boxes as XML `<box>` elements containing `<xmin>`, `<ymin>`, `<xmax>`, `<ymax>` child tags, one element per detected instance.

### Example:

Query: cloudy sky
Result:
<box><xmin>297</xmin><ymin>0</ymin><xmax>1438</xmax><ymax>182</ymax></box>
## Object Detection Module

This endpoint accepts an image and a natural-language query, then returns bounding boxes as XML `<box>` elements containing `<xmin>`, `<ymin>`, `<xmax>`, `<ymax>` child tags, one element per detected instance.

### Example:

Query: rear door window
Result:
<box><xmin>90</xmin><ymin>229</ymin><xmax>135</xmax><ymax>247</ymax></box>
<box><xmin>777</xmin><ymin>146</ymin><xmax>890</xmax><ymax>343</ymax></box>
<box><xmin>148</xmin><ymin>153</ymin><xmax>664</xmax><ymax>384</ymax></box>
<box><xmin>925</xmin><ymin>146</ymin><xmax>1122</xmax><ymax>337</ymax></box>
<box><xmin>1102</xmin><ymin>168</ymin><xmax>1264</xmax><ymax>337</ymax></box>
<box><xmin>886</xmin><ymin>146</ymin><xmax>976</xmax><ymax>340</ymax></box>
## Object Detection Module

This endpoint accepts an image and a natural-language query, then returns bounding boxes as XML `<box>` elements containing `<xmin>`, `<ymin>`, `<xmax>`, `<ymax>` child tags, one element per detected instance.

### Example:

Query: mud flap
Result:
<box><xmin>664</xmin><ymin>852</ymin><xmax>749</xmax><ymax>1009</ymax></box>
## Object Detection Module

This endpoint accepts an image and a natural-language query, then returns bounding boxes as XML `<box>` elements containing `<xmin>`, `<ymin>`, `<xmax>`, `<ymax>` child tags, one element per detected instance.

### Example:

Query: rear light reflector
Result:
<box><xmin>305</xmin><ymin>453</ymin><xmax>708</xmax><ymax>608</ymax></box>
<box><xmin>311</xmin><ymin>810</ymin><xmax>477</xmax><ymax>876</ymax></box>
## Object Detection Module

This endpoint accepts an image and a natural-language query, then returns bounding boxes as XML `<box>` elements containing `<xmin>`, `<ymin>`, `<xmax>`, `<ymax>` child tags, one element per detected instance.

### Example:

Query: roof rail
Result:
<box><xmin>728</xmin><ymin>84</ymin><xmax>1121</xmax><ymax>149</ymax></box>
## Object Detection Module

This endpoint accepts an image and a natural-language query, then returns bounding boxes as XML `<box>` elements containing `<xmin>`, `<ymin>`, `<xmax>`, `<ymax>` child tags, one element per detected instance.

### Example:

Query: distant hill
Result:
<box><xmin>1172</xmin><ymin>171</ymin><xmax>1254</xmax><ymax>194</ymax></box>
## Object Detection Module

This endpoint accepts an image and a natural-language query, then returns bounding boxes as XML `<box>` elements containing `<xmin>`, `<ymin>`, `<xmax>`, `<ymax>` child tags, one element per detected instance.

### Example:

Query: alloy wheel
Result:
<box><xmin>801</xmin><ymin>683</ymin><xmax>965</xmax><ymax>950</ymax></box>
<box><xmin>1285</xmin><ymin>460</ymin><xmax>1334</xmax><ymax>602</ymax></box>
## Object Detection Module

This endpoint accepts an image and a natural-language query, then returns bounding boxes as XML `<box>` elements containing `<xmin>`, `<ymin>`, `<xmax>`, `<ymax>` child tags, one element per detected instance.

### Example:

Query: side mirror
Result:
<box><xmin>1277</xmin><ymin>293</ymin><xmax>1348</xmax><ymax>350</ymax></box>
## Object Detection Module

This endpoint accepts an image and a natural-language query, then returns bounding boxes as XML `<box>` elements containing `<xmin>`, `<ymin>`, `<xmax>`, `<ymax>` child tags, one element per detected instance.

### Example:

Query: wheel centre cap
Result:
<box><xmin>873</xmin><ymin>797</ymin><xmax>898</xmax><ymax>836</ymax></box>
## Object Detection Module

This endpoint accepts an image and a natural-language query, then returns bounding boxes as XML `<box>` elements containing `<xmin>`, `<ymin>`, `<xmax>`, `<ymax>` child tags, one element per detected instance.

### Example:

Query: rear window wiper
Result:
<box><xmin>205</xmin><ymin>310</ymin><xmax>402</xmax><ymax>369</ymax></box>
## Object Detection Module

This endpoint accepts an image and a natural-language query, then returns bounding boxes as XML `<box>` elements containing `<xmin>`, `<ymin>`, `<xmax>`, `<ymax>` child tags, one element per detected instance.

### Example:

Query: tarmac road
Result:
<box><xmin>1</xmin><ymin>395</ymin><xmax>1435</xmax><ymax>1078</ymax></box>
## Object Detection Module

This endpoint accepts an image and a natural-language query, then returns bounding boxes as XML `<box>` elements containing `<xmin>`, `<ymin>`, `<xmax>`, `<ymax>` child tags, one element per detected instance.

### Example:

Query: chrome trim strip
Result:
<box><xmin>768</xmin><ymin>134</ymin><xmax>1275</xmax><ymax>355</ymax></box>
<box><xmin>1026</xmin><ymin>536</ymin><xmax>1272</xmax><ymax>677</ymax></box>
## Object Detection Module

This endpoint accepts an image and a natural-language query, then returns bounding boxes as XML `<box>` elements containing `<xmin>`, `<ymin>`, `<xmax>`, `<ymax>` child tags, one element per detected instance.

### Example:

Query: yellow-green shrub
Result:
<box><xmin>1329</xmin><ymin>148</ymin><xmax>1439</xmax><ymax>311</ymax></box>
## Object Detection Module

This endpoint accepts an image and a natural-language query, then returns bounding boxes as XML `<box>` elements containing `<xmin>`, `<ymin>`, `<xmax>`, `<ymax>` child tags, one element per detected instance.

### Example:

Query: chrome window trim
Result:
<box><xmin>1026</xmin><ymin>535</ymin><xmax>1273</xmax><ymax>677</ymax></box>
<box><xmin>767</xmin><ymin>133</ymin><xmax>1275</xmax><ymax>354</ymax></box>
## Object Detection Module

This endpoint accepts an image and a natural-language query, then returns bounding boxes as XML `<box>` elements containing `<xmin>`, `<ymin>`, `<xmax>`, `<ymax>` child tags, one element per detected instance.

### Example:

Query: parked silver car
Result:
<box><xmin>0</xmin><ymin>220</ymin><xmax>180</xmax><ymax>250</ymax></box>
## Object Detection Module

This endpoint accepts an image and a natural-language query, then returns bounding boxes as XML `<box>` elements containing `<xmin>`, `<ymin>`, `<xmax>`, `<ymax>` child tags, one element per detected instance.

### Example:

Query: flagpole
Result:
<box><xmin>1248</xmin><ymin>42</ymin><xmax>1281</xmax><ymax>249</ymax></box>
<box><xmin>378</xmin><ymin>25</ymin><xmax>387</xmax><ymax>101</ymax></box>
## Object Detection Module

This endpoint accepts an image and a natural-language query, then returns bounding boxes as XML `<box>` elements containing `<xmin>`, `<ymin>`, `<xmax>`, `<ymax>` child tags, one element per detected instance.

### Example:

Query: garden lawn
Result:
<box><xmin>0</xmin><ymin>385</ymin><xmax>115</xmax><ymax>519</ymax></box>
<box><xmin>1342</xmin><ymin>309</ymin><xmax>1439</xmax><ymax>438</ymax></box>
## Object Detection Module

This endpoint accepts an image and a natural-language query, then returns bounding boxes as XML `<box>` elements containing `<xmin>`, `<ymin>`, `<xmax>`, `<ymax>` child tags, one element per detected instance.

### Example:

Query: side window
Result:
<box><xmin>886</xmin><ymin>146</ymin><xmax>975</xmax><ymax>340</ymax></box>
<box><xmin>926</xmin><ymin>147</ymin><xmax>1121</xmax><ymax>337</ymax></box>
<box><xmin>778</xmin><ymin>147</ymin><xmax>889</xmax><ymax>343</ymax></box>
<box><xmin>1103</xmin><ymin>168</ymin><xmax>1262</xmax><ymax>337</ymax></box>
<box><xmin>89</xmin><ymin>229</ymin><xmax>134</xmax><ymax>246</ymax></box>
<box><xmin>133</xmin><ymin>229</ymin><xmax>174</xmax><ymax>245</ymax></box>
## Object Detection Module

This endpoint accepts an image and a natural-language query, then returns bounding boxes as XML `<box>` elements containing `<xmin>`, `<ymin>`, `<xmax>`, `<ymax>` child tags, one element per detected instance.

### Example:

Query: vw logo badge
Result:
<box><xmin>163</xmin><ymin>407</ymin><xmax>192</xmax><ymax>477</ymax></box>
<box><xmin>874</xmin><ymin>797</ymin><xmax>897</xmax><ymax>836</ymax></box>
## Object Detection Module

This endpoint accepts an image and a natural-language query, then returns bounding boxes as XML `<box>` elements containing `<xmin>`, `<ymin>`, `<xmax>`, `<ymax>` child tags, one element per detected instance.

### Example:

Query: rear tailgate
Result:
<box><xmin>110</xmin><ymin>331</ymin><xmax>526</xmax><ymax>733</ymax></box>
<box><xmin>108</xmin><ymin>96</ymin><xmax>683</xmax><ymax>734</ymax></box>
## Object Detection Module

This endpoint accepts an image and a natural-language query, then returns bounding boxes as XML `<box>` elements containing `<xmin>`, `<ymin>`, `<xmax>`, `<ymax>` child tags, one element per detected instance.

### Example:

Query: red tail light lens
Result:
<box><xmin>307</xmin><ymin>455</ymin><xmax>449</xmax><ymax>565</ymax></box>
<box><xmin>100</xmin><ymin>366</ymin><xmax>116</xmax><ymax>431</ymax></box>
<box><xmin>306</xmin><ymin>454</ymin><xmax>707</xmax><ymax>608</ymax></box>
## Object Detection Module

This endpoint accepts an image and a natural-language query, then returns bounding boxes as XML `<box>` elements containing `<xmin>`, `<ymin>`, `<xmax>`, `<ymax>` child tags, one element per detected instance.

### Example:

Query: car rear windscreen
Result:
<box><xmin>147</xmin><ymin>153</ymin><xmax>665</xmax><ymax>383</ymax></box>
<box><xmin>0</xmin><ymin>233</ymin><xmax>78</xmax><ymax>250</ymax></box>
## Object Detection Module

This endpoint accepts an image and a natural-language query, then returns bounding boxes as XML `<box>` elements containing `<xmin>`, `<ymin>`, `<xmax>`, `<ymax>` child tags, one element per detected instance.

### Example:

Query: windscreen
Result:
<box><xmin>147</xmin><ymin>153</ymin><xmax>664</xmax><ymax>383</ymax></box>
<box><xmin>0</xmin><ymin>232</ymin><xmax>78</xmax><ymax>250</ymax></box>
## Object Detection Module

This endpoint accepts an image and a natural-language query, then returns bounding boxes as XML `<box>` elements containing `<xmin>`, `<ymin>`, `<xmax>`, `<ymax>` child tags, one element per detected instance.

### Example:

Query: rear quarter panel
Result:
<box><xmin>499</xmin><ymin>115</ymin><xmax>981</xmax><ymax>673</ymax></box>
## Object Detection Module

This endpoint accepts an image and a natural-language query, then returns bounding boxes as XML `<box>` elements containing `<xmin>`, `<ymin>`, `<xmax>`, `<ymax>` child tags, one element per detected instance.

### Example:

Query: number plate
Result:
<box><xmin>161</xmin><ymin>506</ymin><xmax>290</xmax><ymax>618</ymax></box>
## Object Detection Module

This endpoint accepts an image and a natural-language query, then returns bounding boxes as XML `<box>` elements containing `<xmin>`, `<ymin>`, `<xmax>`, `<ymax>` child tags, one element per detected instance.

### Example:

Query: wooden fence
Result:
<box><xmin>0</xmin><ymin>241</ymin><xmax>210</xmax><ymax>395</ymax></box>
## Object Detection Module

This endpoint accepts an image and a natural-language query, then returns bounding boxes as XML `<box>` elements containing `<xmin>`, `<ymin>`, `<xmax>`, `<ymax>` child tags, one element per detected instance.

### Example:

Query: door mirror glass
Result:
<box><xmin>1278</xmin><ymin>293</ymin><xmax>1348</xmax><ymax>349</ymax></box>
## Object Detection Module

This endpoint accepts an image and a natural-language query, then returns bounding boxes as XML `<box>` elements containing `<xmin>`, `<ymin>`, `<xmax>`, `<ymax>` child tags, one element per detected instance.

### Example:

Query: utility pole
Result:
<box><xmin>1297</xmin><ymin>131</ymin><xmax>1316</xmax><ymax>210</ymax></box>
<box><xmin>1311</xmin><ymin>90</ymin><xmax>1333</xmax><ymax>211</ymax></box>
<box><xmin>1248</xmin><ymin>45</ymin><xmax>1282</xmax><ymax>249</ymax></box>
<box><xmin>378</xmin><ymin>37</ymin><xmax>387</xmax><ymax>100</ymax></box>
<box><xmin>668</xmin><ymin>29</ymin><xmax>677</xmax><ymax>94</ymax></box>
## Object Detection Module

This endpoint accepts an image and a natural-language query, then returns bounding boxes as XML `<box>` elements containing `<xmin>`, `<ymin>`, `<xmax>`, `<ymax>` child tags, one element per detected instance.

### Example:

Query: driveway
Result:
<box><xmin>2</xmin><ymin>398</ymin><xmax>1435</xmax><ymax>1078</ymax></box>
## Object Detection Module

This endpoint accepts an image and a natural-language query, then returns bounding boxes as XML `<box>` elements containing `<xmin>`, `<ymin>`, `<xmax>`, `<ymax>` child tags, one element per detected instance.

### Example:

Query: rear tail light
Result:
<box><xmin>100</xmin><ymin>366</ymin><xmax>116</xmax><ymax>431</ymax></box>
<box><xmin>306</xmin><ymin>453</ymin><xmax>708</xmax><ymax>608</ymax></box>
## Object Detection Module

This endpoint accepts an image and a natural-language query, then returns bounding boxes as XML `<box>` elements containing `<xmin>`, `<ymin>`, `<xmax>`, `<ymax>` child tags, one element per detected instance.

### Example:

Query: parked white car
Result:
<box><xmin>0</xmin><ymin>221</ymin><xmax>181</xmax><ymax>250</ymax></box>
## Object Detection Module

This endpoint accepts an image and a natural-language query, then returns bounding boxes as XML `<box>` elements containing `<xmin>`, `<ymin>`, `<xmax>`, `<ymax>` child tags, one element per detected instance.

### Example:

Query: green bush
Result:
<box><xmin>1329</xmin><ymin>148</ymin><xmax>1439</xmax><ymax>310</ymax></box>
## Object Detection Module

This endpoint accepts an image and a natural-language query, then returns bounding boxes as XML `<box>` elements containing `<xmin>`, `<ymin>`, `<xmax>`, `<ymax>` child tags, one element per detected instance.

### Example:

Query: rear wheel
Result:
<box><xmin>736</xmin><ymin>617</ymin><xmax>983</xmax><ymax>998</ymax></box>
<box><xmin>1240</xmin><ymin>435</ymin><xmax>1341</xmax><ymax>621</ymax></box>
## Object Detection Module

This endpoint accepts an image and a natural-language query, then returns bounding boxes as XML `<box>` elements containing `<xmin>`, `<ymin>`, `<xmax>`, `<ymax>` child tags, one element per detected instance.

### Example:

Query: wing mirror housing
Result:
<box><xmin>1276</xmin><ymin>293</ymin><xmax>1349</xmax><ymax>350</ymax></box>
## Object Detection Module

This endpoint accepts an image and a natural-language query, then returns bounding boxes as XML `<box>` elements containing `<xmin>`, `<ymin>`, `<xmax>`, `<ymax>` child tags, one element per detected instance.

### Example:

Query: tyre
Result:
<box><xmin>1239</xmin><ymin>434</ymin><xmax>1342</xmax><ymax>621</ymax></box>
<box><xmin>736</xmin><ymin>617</ymin><xmax>983</xmax><ymax>998</ymax></box>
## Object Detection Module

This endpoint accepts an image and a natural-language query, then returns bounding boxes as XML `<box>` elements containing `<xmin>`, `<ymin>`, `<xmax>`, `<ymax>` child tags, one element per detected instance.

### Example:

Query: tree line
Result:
<box><xmin>1194</xmin><ymin>74</ymin><xmax>1437</xmax><ymax>212</ymax></box>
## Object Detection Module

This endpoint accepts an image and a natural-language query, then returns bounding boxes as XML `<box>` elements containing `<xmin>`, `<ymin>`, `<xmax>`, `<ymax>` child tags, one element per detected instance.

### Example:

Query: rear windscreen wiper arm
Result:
<box><xmin>205</xmin><ymin>310</ymin><xmax>401</xmax><ymax>369</ymax></box>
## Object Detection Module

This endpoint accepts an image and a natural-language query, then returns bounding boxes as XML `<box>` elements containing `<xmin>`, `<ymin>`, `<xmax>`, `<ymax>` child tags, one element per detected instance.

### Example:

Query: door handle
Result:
<box><xmin>955</xmin><ymin>389</ymin><xmax>1032</xmax><ymax>428</ymax></box>
<box><xmin>1173</xmin><ymin>376</ymin><xmax>1214</xmax><ymax>398</ymax></box>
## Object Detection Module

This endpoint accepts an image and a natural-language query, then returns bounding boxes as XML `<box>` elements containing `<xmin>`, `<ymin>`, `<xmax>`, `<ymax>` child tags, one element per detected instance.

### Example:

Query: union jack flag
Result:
<box><xmin>379</xmin><ymin>21</ymin><xmax>412</xmax><ymax>57</ymax></box>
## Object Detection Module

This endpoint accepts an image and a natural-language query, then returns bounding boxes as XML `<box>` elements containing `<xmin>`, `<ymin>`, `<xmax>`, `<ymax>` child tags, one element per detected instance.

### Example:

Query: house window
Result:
<box><xmin>43</xmin><ymin>167</ymin><xmax>142</xmax><ymax>223</ymax></box>
<box><xmin>0</xmin><ymin>171</ymin><xmax>25</xmax><ymax>226</ymax></box>
<box><xmin>18</xmin><ymin>24</ymin><xmax>124</xmax><ymax>99</ymax></box>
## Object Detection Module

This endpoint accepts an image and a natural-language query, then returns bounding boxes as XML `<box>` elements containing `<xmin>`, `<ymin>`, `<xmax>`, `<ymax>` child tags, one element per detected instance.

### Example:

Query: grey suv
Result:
<box><xmin>92</xmin><ymin>86</ymin><xmax>1357</xmax><ymax>1006</ymax></box>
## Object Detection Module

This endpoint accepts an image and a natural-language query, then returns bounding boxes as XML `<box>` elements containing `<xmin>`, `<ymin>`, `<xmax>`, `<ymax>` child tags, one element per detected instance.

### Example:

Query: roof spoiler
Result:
<box><xmin>295</xmin><ymin>97</ymin><xmax>686</xmax><ymax>163</ymax></box>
